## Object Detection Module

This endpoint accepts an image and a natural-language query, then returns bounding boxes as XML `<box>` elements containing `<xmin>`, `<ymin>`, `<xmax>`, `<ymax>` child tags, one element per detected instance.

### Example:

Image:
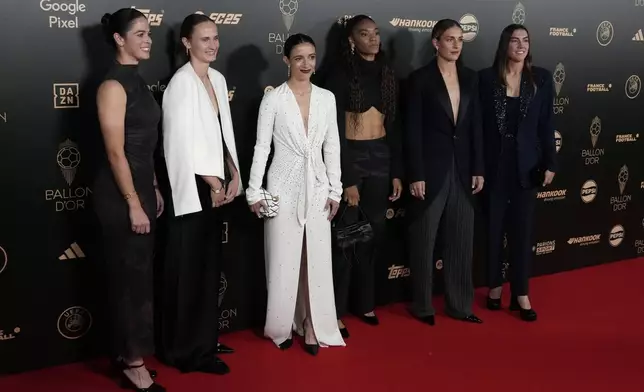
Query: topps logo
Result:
<box><xmin>196</xmin><ymin>11</ymin><xmax>242</xmax><ymax>25</ymax></box>
<box><xmin>132</xmin><ymin>7</ymin><xmax>163</xmax><ymax>26</ymax></box>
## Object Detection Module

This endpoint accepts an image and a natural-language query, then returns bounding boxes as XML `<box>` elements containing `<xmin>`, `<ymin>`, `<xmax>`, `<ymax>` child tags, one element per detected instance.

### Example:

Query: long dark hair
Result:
<box><xmin>493</xmin><ymin>24</ymin><xmax>536</xmax><ymax>88</ymax></box>
<box><xmin>339</xmin><ymin>15</ymin><xmax>396</xmax><ymax>133</ymax></box>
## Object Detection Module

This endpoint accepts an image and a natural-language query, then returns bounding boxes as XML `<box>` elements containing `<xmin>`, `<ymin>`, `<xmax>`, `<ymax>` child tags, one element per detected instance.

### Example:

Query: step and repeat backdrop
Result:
<box><xmin>1</xmin><ymin>0</ymin><xmax>643</xmax><ymax>374</ymax></box>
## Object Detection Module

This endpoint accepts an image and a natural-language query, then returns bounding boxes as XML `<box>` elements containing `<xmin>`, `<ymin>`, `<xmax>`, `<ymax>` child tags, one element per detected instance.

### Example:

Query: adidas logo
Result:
<box><xmin>59</xmin><ymin>242</ymin><xmax>85</xmax><ymax>260</ymax></box>
<box><xmin>633</xmin><ymin>29</ymin><xmax>644</xmax><ymax>41</ymax></box>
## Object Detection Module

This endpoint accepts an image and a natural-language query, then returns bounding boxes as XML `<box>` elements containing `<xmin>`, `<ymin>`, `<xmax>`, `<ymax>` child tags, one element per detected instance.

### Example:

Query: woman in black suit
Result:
<box><xmin>478</xmin><ymin>24</ymin><xmax>557</xmax><ymax>322</ymax></box>
<box><xmin>404</xmin><ymin>19</ymin><xmax>484</xmax><ymax>326</ymax></box>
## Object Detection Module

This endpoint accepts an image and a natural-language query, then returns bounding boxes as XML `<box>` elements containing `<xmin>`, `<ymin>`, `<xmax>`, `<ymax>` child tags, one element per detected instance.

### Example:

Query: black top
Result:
<box><xmin>94</xmin><ymin>62</ymin><xmax>160</xmax><ymax>219</ymax></box>
<box><xmin>322</xmin><ymin>55</ymin><xmax>404</xmax><ymax>188</ymax></box>
<box><xmin>505</xmin><ymin>96</ymin><xmax>520</xmax><ymax>137</ymax></box>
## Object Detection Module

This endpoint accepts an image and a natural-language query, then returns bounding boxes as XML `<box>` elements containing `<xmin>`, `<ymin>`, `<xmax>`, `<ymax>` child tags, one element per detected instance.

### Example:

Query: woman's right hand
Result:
<box><xmin>129</xmin><ymin>205</ymin><xmax>151</xmax><ymax>234</ymax></box>
<box><xmin>410</xmin><ymin>181</ymin><xmax>426</xmax><ymax>200</ymax></box>
<box><xmin>250</xmin><ymin>200</ymin><xmax>268</xmax><ymax>218</ymax></box>
<box><xmin>343</xmin><ymin>185</ymin><xmax>360</xmax><ymax>207</ymax></box>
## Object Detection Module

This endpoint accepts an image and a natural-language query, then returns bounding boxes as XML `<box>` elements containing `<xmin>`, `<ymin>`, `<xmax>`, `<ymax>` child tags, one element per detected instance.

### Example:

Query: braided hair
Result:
<box><xmin>338</xmin><ymin>15</ymin><xmax>397</xmax><ymax>134</ymax></box>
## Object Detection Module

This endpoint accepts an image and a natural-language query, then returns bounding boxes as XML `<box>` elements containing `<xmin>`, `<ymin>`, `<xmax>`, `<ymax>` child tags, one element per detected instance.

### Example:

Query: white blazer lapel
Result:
<box><xmin>208</xmin><ymin>68</ymin><xmax>243</xmax><ymax>195</ymax></box>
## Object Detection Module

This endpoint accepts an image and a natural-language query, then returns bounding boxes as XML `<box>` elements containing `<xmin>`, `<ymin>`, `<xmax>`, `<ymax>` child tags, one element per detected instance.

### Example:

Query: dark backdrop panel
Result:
<box><xmin>1</xmin><ymin>0</ymin><xmax>643</xmax><ymax>374</ymax></box>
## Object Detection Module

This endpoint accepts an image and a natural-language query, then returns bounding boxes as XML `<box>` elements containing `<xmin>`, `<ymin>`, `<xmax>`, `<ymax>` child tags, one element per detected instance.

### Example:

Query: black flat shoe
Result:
<box><xmin>486</xmin><ymin>296</ymin><xmax>502</xmax><ymax>311</ymax></box>
<box><xmin>279</xmin><ymin>337</ymin><xmax>293</xmax><ymax>350</ymax></box>
<box><xmin>510</xmin><ymin>298</ymin><xmax>538</xmax><ymax>322</ymax></box>
<box><xmin>119</xmin><ymin>363</ymin><xmax>166</xmax><ymax>392</ymax></box>
<box><xmin>461</xmin><ymin>314</ymin><xmax>483</xmax><ymax>324</ymax></box>
<box><xmin>340</xmin><ymin>327</ymin><xmax>350</xmax><ymax>339</ymax></box>
<box><xmin>419</xmin><ymin>315</ymin><xmax>435</xmax><ymax>326</ymax></box>
<box><xmin>111</xmin><ymin>358</ymin><xmax>157</xmax><ymax>379</ymax></box>
<box><xmin>217</xmin><ymin>343</ymin><xmax>234</xmax><ymax>354</ymax></box>
<box><xmin>358</xmin><ymin>314</ymin><xmax>379</xmax><ymax>326</ymax></box>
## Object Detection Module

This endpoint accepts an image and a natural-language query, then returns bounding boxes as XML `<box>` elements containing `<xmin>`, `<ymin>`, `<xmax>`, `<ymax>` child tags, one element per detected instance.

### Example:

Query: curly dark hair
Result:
<box><xmin>339</xmin><ymin>15</ymin><xmax>397</xmax><ymax>134</ymax></box>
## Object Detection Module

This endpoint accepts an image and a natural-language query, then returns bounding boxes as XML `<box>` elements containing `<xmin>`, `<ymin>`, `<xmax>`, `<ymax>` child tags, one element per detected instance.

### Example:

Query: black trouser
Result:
<box><xmin>407</xmin><ymin>157</ymin><xmax>475</xmax><ymax>319</ymax></box>
<box><xmin>332</xmin><ymin>138</ymin><xmax>390</xmax><ymax>319</ymax></box>
<box><xmin>486</xmin><ymin>137</ymin><xmax>537</xmax><ymax>296</ymax></box>
<box><xmin>158</xmin><ymin>176</ymin><xmax>222</xmax><ymax>371</ymax></box>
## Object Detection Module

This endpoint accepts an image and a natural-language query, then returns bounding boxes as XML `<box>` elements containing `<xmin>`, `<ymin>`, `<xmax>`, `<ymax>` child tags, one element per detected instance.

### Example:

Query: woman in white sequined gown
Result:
<box><xmin>246</xmin><ymin>34</ymin><xmax>345</xmax><ymax>355</ymax></box>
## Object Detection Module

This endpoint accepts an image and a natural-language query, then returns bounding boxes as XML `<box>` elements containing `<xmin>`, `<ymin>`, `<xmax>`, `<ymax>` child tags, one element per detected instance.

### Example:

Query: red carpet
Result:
<box><xmin>2</xmin><ymin>258</ymin><xmax>643</xmax><ymax>392</ymax></box>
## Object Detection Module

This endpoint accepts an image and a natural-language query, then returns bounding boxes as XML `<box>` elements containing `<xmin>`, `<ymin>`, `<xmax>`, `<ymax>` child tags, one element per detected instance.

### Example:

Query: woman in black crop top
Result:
<box><xmin>320</xmin><ymin>15</ymin><xmax>403</xmax><ymax>338</ymax></box>
<box><xmin>478</xmin><ymin>24</ymin><xmax>557</xmax><ymax>323</ymax></box>
<box><xmin>94</xmin><ymin>9</ymin><xmax>165</xmax><ymax>392</ymax></box>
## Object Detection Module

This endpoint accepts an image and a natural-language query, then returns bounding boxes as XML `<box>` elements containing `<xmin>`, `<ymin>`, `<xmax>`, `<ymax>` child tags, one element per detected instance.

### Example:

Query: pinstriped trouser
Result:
<box><xmin>408</xmin><ymin>159</ymin><xmax>475</xmax><ymax>319</ymax></box>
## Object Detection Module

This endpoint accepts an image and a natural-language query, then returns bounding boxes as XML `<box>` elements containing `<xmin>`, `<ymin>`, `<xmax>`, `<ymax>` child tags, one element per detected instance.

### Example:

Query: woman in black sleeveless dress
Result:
<box><xmin>94</xmin><ymin>9</ymin><xmax>165</xmax><ymax>392</ymax></box>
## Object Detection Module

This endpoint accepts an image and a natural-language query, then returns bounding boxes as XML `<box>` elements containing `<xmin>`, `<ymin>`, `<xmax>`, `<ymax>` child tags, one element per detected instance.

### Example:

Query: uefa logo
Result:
<box><xmin>625</xmin><ymin>75</ymin><xmax>641</xmax><ymax>99</ymax></box>
<box><xmin>596</xmin><ymin>21</ymin><xmax>614</xmax><ymax>46</ymax></box>
<box><xmin>57</xmin><ymin>306</ymin><xmax>93</xmax><ymax>340</ymax></box>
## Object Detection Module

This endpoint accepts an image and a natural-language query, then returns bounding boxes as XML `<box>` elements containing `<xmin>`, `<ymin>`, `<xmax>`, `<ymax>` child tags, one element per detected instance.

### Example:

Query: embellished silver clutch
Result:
<box><xmin>259</xmin><ymin>188</ymin><xmax>279</xmax><ymax>218</ymax></box>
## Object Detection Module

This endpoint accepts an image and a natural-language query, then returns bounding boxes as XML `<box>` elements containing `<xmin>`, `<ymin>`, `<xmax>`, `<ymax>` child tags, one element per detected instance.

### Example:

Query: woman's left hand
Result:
<box><xmin>223</xmin><ymin>175</ymin><xmax>240</xmax><ymax>205</ymax></box>
<box><xmin>389</xmin><ymin>178</ymin><xmax>403</xmax><ymax>202</ymax></box>
<box><xmin>325</xmin><ymin>198</ymin><xmax>340</xmax><ymax>221</ymax></box>
<box><xmin>155</xmin><ymin>188</ymin><xmax>165</xmax><ymax>217</ymax></box>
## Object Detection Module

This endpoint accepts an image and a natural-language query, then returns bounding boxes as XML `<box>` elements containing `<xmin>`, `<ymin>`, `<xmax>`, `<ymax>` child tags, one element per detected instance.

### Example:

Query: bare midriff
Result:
<box><xmin>344</xmin><ymin>107</ymin><xmax>386</xmax><ymax>140</ymax></box>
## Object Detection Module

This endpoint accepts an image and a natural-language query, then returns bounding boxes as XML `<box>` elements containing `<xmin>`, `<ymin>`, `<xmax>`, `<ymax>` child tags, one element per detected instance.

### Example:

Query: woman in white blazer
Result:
<box><xmin>246</xmin><ymin>33</ymin><xmax>345</xmax><ymax>356</ymax></box>
<box><xmin>159</xmin><ymin>13</ymin><xmax>241</xmax><ymax>375</ymax></box>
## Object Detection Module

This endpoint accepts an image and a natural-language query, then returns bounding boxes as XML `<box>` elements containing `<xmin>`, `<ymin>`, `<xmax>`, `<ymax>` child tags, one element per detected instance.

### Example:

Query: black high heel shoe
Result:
<box><xmin>119</xmin><ymin>362</ymin><xmax>165</xmax><ymax>392</ymax></box>
<box><xmin>510</xmin><ymin>297</ymin><xmax>538</xmax><ymax>322</ymax></box>
<box><xmin>303</xmin><ymin>319</ymin><xmax>319</xmax><ymax>356</ymax></box>
<box><xmin>111</xmin><ymin>358</ymin><xmax>157</xmax><ymax>379</ymax></box>
<box><xmin>486</xmin><ymin>296</ymin><xmax>502</xmax><ymax>311</ymax></box>
<box><xmin>279</xmin><ymin>335</ymin><xmax>293</xmax><ymax>350</ymax></box>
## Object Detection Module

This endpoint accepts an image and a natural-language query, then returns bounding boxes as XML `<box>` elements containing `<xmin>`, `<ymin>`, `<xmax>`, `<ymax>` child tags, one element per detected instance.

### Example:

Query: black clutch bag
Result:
<box><xmin>332</xmin><ymin>205</ymin><xmax>374</xmax><ymax>249</ymax></box>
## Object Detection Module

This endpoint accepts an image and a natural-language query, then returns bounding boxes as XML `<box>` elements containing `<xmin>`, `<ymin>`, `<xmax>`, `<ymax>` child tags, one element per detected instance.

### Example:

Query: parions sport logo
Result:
<box><xmin>533</xmin><ymin>240</ymin><xmax>555</xmax><ymax>256</ymax></box>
